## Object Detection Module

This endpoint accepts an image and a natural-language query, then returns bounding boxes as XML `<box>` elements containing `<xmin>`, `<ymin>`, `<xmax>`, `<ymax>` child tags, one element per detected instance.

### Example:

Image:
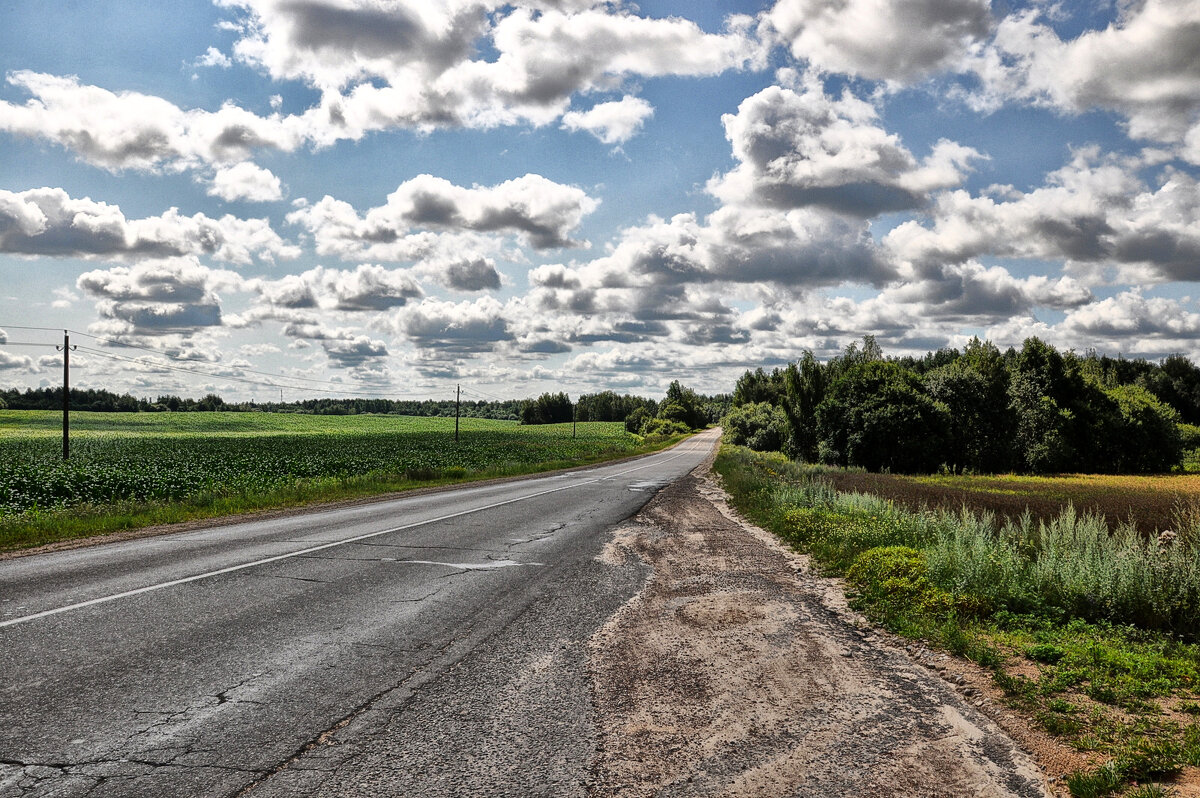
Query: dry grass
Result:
<box><xmin>818</xmin><ymin>472</ymin><xmax>1200</xmax><ymax>533</ymax></box>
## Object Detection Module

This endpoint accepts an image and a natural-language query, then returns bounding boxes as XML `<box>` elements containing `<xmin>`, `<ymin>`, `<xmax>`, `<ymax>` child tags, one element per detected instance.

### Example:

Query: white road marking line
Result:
<box><xmin>0</xmin><ymin>442</ymin><xmax>706</xmax><ymax>629</ymax></box>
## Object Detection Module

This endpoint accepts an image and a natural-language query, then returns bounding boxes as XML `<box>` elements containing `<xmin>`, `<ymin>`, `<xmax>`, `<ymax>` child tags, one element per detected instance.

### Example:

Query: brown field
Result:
<box><xmin>819</xmin><ymin>471</ymin><xmax>1200</xmax><ymax>532</ymax></box>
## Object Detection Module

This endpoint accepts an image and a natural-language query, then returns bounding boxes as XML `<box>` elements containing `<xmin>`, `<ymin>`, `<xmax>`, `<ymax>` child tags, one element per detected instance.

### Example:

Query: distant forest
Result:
<box><xmin>723</xmin><ymin>336</ymin><xmax>1200</xmax><ymax>475</ymax></box>
<box><xmin>0</xmin><ymin>385</ymin><xmax>731</xmax><ymax>430</ymax></box>
<box><xmin>0</xmin><ymin>389</ymin><xmax>526</xmax><ymax>420</ymax></box>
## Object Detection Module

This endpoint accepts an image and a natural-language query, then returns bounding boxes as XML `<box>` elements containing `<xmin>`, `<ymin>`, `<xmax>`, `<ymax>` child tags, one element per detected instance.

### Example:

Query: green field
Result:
<box><xmin>0</xmin><ymin>410</ymin><xmax>668</xmax><ymax>550</ymax></box>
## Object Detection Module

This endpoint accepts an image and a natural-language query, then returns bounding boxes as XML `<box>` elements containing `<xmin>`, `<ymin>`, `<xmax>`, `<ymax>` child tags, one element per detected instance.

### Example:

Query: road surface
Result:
<box><xmin>0</xmin><ymin>432</ymin><xmax>719</xmax><ymax>798</ymax></box>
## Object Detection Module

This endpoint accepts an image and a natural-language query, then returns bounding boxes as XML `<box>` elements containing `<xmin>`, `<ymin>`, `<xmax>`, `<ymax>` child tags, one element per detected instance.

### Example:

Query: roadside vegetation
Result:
<box><xmin>717</xmin><ymin>446</ymin><xmax>1200</xmax><ymax>796</ymax></box>
<box><xmin>0</xmin><ymin>412</ymin><xmax>683</xmax><ymax>552</ymax></box>
<box><xmin>722</xmin><ymin>335</ymin><xmax>1200</xmax><ymax>475</ymax></box>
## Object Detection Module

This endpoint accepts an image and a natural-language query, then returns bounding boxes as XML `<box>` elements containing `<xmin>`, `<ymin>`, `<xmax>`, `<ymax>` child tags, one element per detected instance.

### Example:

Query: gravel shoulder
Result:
<box><xmin>588</xmin><ymin>459</ymin><xmax>1052</xmax><ymax>797</ymax></box>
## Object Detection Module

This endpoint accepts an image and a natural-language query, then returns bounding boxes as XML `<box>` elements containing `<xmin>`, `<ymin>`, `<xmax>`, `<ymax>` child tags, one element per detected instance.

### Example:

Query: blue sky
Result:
<box><xmin>1</xmin><ymin>0</ymin><xmax>1198</xmax><ymax>402</ymax></box>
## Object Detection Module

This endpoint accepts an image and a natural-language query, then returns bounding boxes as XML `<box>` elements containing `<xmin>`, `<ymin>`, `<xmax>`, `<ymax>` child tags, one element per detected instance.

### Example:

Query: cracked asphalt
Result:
<box><xmin>0</xmin><ymin>433</ymin><xmax>717</xmax><ymax>798</ymax></box>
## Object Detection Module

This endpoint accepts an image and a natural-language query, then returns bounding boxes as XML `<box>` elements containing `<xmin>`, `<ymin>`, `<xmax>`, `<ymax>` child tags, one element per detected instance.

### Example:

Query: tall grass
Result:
<box><xmin>716</xmin><ymin>446</ymin><xmax>1200</xmax><ymax>637</ymax></box>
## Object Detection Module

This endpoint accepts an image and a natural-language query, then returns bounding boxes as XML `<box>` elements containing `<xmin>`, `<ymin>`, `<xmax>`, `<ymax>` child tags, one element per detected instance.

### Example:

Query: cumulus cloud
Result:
<box><xmin>0</xmin><ymin>3</ymin><xmax>761</xmax><ymax>200</ymax></box>
<box><xmin>195</xmin><ymin>47</ymin><xmax>233</xmax><ymax>69</ymax></box>
<box><xmin>426</xmin><ymin>256</ymin><xmax>502</xmax><ymax>291</ymax></box>
<box><xmin>877</xmin><ymin>260</ymin><xmax>1094</xmax><ymax>320</ymax></box>
<box><xmin>0</xmin><ymin>71</ymin><xmax>306</xmax><ymax>172</ymax></box>
<box><xmin>968</xmin><ymin>1</ymin><xmax>1200</xmax><ymax>156</ymax></box>
<box><xmin>321</xmin><ymin>335</ymin><xmax>389</xmax><ymax>368</ymax></box>
<box><xmin>396</xmin><ymin>296</ymin><xmax>513</xmax><ymax>355</ymax></box>
<box><xmin>288</xmin><ymin>173</ymin><xmax>598</xmax><ymax>258</ymax></box>
<box><xmin>561</xmin><ymin>95</ymin><xmax>654</xmax><ymax>144</ymax></box>
<box><xmin>767</xmin><ymin>0</ymin><xmax>992</xmax><ymax>83</ymax></box>
<box><xmin>1062</xmin><ymin>291</ymin><xmax>1200</xmax><ymax>341</ymax></box>
<box><xmin>0</xmin><ymin>187</ymin><xmax>297</xmax><ymax>264</ymax></box>
<box><xmin>249</xmin><ymin>264</ymin><xmax>423</xmax><ymax>313</ymax></box>
<box><xmin>0</xmin><ymin>350</ymin><xmax>35</xmax><ymax>371</ymax></box>
<box><xmin>220</xmin><ymin>1</ymin><xmax>764</xmax><ymax>125</ymax></box>
<box><xmin>885</xmin><ymin>148</ymin><xmax>1200</xmax><ymax>283</ymax></box>
<box><xmin>76</xmin><ymin>259</ymin><xmax>241</xmax><ymax>337</ymax></box>
<box><xmin>208</xmin><ymin>162</ymin><xmax>285</xmax><ymax>202</ymax></box>
<box><xmin>709</xmin><ymin>78</ymin><xmax>983</xmax><ymax>215</ymax></box>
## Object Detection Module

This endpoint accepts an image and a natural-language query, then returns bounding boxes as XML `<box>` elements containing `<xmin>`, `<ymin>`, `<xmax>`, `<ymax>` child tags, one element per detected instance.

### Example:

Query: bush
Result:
<box><xmin>721</xmin><ymin>402</ymin><xmax>787</xmax><ymax>452</ymax></box>
<box><xmin>1181</xmin><ymin>423</ymin><xmax>1200</xmax><ymax>450</ymax></box>
<box><xmin>846</xmin><ymin>546</ymin><xmax>954</xmax><ymax>622</ymax></box>
<box><xmin>640</xmin><ymin>417</ymin><xmax>690</xmax><ymax>438</ymax></box>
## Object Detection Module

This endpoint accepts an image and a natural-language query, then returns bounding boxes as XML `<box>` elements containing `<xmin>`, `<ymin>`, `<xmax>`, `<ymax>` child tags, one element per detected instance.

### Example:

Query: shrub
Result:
<box><xmin>721</xmin><ymin>402</ymin><xmax>787</xmax><ymax>452</ymax></box>
<box><xmin>846</xmin><ymin>546</ymin><xmax>954</xmax><ymax>622</ymax></box>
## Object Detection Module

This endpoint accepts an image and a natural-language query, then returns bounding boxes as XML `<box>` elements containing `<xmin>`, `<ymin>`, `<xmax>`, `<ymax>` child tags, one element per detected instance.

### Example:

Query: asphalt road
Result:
<box><xmin>0</xmin><ymin>431</ymin><xmax>719</xmax><ymax>798</ymax></box>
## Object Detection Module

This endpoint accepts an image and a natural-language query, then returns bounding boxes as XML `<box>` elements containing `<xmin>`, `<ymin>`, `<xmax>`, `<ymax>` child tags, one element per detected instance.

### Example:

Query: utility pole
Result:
<box><xmin>572</xmin><ymin>399</ymin><xmax>577</xmax><ymax>439</ymax></box>
<box><xmin>455</xmin><ymin>384</ymin><xmax>461</xmax><ymax>443</ymax></box>
<box><xmin>55</xmin><ymin>330</ymin><xmax>75</xmax><ymax>461</ymax></box>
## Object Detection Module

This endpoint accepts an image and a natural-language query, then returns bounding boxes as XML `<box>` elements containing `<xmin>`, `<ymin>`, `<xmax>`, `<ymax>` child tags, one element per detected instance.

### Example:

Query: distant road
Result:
<box><xmin>0</xmin><ymin>431</ymin><xmax>719</xmax><ymax>798</ymax></box>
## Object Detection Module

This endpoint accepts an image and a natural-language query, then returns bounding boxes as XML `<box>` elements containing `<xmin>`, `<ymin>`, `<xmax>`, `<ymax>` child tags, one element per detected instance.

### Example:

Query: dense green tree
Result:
<box><xmin>732</xmin><ymin>367</ymin><xmax>785</xmax><ymax>407</ymax></box>
<box><xmin>625</xmin><ymin>406</ymin><xmax>650</xmax><ymax>434</ymax></box>
<box><xmin>923</xmin><ymin>361</ymin><xmax>1016</xmax><ymax>473</ymax></box>
<box><xmin>1104</xmin><ymin>384</ymin><xmax>1183</xmax><ymax>472</ymax></box>
<box><xmin>816</xmin><ymin>361</ymin><xmax>950</xmax><ymax>473</ymax></box>
<box><xmin>781</xmin><ymin>351</ymin><xmax>825</xmax><ymax>462</ymax></box>
<box><xmin>520</xmin><ymin>392</ymin><xmax>573</xmax><ymax>424</ymax></box>
<box><xmin>664</xmin><ymin>380</ymin><xmax>708</xmax><ymax>430</ymax></box>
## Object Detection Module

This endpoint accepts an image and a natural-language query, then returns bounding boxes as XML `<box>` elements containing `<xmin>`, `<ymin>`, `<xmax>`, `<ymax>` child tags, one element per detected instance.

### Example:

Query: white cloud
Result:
<box><xmin>709</xmin><ymin>77</ymin><xmax>983</xmax><ymax>215</ymax></box>
<box><xmin>0</xmin><ymin>71</ymin><xmax>306</xmax><ymax>172</ymax></box>
<box><xmin>0</xmin><ymin>187</ymin><xmax>297</xmax><ymax>264</ymax></box>
<box><xmin>218</xmin><ymin>1</ymin><xmax>763</xmax><ymax>132</ymax></box>
<box><xmin>0</xmin><ymin>350</ymin><xmax>35</xmax><ymax>371</ymax></box>
<box><xmin>288</xmin><ymin>173</ymin><xmax>599</xmax><ymax>259</ymax></box>
<box><xmin>249</xmin><ymin>264</ymin><xmax>423</xmax><ymax>313</ymax></box>
<box><xmin>767</xmin><ymin>0</ymin><xmax>992</xmax><ymax>83</ymax></box>
<box><xmin>195</xmin><ymin>47</ymin><xmax>233</xmax><ymax>69</ymax></box>
<box><xmin>208</xmin><ymin>162</ymin><xmax>285</xmax><ymax>202</ymax></box>
<box><xmin>969</xmin><ymin>1</ymin><xmax>1200</xmax><ymax>156</ymax></box>
<box><xmin>396</xmin><ymin>296</ymin><xmax>513</xmax><ymax>356</ymax></box>
<box><xmin>885</xmin><ymin>148</ymin><xmax>1200</xmax><ymax>283</ymax></box>
<box><xmin>76</xmin><ymin>258</ymin><xmax>242</xmax><ymax>337</ymax></box>
<box><xmin>561</xmin><ymin>95</ymin><xmax>654</xmax><ymax>145</ymax></box>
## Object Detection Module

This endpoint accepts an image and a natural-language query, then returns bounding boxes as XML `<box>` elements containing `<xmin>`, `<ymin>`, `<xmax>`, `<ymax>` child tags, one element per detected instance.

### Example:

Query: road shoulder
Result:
<box><xmin>588</xmin><ymin>458</ymin><xmax>1050</xmax><ymax>797</ymax></box>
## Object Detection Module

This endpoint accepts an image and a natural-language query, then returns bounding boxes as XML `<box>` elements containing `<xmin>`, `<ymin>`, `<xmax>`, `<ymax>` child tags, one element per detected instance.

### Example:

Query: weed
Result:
<box><xmin>1066</xmin><ymin>763</ymin><xmax>1123</xmax><ymax>797</ymax></box>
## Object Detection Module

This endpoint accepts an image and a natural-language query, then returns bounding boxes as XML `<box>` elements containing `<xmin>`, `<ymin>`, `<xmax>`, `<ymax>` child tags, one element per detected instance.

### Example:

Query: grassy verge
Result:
<box><xmin>0</xmin><ymin>433</ymin><xmax>688</xmax><ymax>553</ymax></box>
<box><xmin>714</xmin><ymin>446</ymin><xmax>1200</xmax><ymax>797</ymax></box>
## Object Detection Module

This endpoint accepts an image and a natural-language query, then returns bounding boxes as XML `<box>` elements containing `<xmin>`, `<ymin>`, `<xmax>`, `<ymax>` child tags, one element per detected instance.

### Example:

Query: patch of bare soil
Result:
<box><xmin>588</xmin><ymin>463</ymin><xmax>1051</xmax><ymax>798</ymax></box>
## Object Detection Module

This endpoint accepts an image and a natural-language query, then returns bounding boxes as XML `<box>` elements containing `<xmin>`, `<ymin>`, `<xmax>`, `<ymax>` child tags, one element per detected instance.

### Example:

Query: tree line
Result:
<box><xmin>520</xmin><ymin>383</ymin><xmax>729</xmax><ymax>435</ymax></box>
<box><xmin>723</xmin><ymin>336</ymin><xmax>1198</xmax><ymax>474</ymax></box>
<box><xmin>0</xmin><ymin>387</ymin><xmax>524</xmax><ymax>420</ymax></box>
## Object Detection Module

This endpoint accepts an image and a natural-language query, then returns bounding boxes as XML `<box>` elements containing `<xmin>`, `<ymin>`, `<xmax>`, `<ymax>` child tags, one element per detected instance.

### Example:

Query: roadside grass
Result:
<box><xmin>0</xmin><ymin>411</ymin><xmax>688</xmax><ymax>552</ymax></box>
<box><xmin>714</xmin><ymin>446</ymin><xmax>1200</xmax><ymax>797</ymax></box>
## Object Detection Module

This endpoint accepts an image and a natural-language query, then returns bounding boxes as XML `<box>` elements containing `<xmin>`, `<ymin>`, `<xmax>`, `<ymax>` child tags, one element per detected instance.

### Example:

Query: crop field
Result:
<box><xmin>0</xmin><ymin>410</ymin><xmax>656</xmax><ymax>548</ymax></box>
<box><xmin>816</xmin><ymin>470</ymin><xmax>1200</xmax><ymax>533</ymax></box>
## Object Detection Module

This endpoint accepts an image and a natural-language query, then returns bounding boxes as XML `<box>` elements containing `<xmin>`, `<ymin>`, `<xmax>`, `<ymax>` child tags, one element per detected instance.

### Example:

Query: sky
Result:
<box><xmin>1</xmin><ymin>0</ymin><xmax>1199</xmax><ymax>403</ymax></box>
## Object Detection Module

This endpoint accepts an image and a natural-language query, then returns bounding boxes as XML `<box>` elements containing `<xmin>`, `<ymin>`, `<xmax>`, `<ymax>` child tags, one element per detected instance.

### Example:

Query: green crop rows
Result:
<box><xmin>0</xmin><ymin>411</ymin><xmax>642</xmax><ymax>517</ymax></box>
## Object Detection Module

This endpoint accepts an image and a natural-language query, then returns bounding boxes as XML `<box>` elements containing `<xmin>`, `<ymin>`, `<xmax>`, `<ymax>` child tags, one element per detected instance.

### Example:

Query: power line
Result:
<box><xmin>0</xmin><ymin>342</ymin><xmax>59</xmax><ymax>347</ymax></box>
<box><xmin>0</xmin><ymin>325</ymin><xmax>62</xmax><ymax>332</ymax></box>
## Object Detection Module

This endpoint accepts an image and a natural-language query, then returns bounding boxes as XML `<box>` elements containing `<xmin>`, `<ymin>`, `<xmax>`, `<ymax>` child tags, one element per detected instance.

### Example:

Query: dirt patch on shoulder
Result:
<box><xmin>588</xmin><ymin>464</ymin><xmax>1050</xmax><ymax>798</ymax></box>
